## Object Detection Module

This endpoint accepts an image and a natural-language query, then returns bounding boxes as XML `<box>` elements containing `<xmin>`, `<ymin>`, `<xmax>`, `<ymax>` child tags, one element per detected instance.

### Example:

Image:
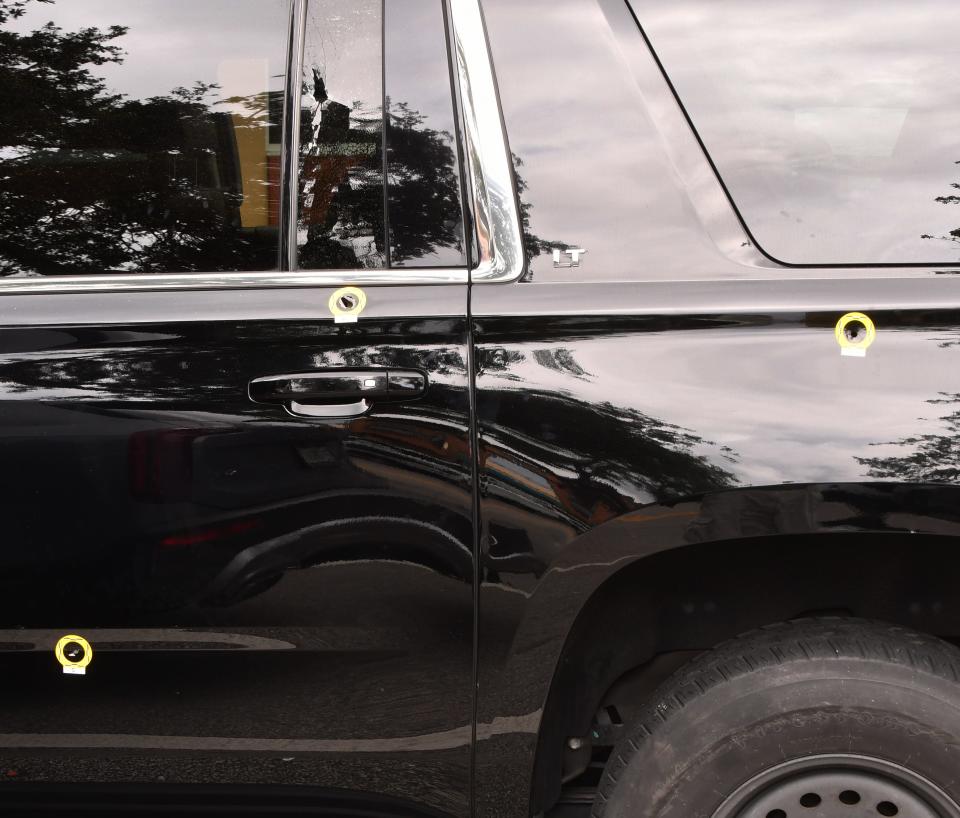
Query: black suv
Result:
<box><xmin>2</xmin><ymin>0</ymin><xmax>960</xmax><ymax>816</ymax></box>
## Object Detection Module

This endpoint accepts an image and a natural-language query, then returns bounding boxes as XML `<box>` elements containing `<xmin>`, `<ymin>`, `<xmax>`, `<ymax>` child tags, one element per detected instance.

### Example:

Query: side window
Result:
<box><xmin>633</xmin><ymin>0</ymin><xmax>960</xmax><ymax>266</ymax></box>
<box><xmin>0</xmin><ymin>0</ymin><xmax>289</xmax><ymax>276</ymax></box>
<box><xmin>297</xmin><ymin>0</ymin><xmax>467</xmax><ymax>270</ymax></box>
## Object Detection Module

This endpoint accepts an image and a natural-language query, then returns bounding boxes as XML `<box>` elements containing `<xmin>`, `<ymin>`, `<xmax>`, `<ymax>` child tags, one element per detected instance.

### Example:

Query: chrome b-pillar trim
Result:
<box><xmin>279</xmin><ymin>0</ymin><xmax>308</xmax><ymax>273</ymax></box>
<box><xmin>449</xmin><ymin>0</ymin><xmax>526</xmax><ymax>283</ymax></box>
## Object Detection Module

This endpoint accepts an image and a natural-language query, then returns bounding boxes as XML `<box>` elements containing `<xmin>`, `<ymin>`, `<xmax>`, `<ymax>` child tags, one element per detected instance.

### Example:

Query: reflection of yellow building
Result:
<box><xmin>234</xmin><ymin>114</ymin><xmax>271</xmax><ymax>227</ymax></box>
<box><xmin>218</xmin><ymin>60</ymin><xmax>282</xmax><ymax>228</ymax></box>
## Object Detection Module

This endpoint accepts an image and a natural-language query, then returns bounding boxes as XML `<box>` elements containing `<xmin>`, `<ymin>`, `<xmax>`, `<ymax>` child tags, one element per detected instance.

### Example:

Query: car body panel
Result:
<box><xmin>473</xmin><ymin>0</ymin><xmax>960</xmax><ymax>815</ymax></box>
<box><xmin>2</xmin><ymin>0</ymin><xmax>960</xmax><ymax>814</ymax></box>
<box><xmin>0</xmin><ymin>288</ymin><xmax>474</xmax><ymax>817</ymax></box>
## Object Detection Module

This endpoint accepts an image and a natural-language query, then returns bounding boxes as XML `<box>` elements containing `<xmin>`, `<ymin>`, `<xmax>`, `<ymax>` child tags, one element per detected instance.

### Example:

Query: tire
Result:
<box><xmin>593</xmin><ymin>618</ymin><xmax>960</xmax><ymax>818</ymax></box>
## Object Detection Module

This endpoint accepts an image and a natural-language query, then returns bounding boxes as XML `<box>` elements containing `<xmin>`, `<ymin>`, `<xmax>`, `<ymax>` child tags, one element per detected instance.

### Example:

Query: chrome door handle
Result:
<box><xmin>249</xmin><ymin>369</ymin><xmax>427</xmax><ymax>419</ymax></box>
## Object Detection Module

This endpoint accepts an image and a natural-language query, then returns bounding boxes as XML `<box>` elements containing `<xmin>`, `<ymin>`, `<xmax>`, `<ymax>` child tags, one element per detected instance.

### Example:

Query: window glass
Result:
<box><xmin>297</xmin><ymin>0</ymin><xmax>466</xmax><ymax>270</ymax></box>
<box><xmin>633</xmin><ymin>0</ymin><xmax>960</xmax><ymax>265</ymax></box>
<box><xmin>0</xmin><ymin>0</ymin><xmax>288</xmax><ymax>276</ymax></box>
<box><xmin>298</xmin><ymin>0</ymin><xmax>384</xmax><ymax>269</ymax></box>
<box><xmin>385</xmin><ymin>1</ymin><xmax>467</xmax><ymax>268</ymax></box>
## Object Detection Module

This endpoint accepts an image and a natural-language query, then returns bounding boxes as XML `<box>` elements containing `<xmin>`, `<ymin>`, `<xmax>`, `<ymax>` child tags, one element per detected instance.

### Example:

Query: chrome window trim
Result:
<box><xmin>0</xmin><ymin>269</ymin><xmax>469</xmax><ymax>296</ymax></box>
<box><xmin>449</xmin><ymin>0</ymin><xmax>525</xmax><ymax>283</ymax></box>
<box><xmin>0</xmin><ymin>0</ymin><xmax>523</xmax><ymax>295</ymax></box>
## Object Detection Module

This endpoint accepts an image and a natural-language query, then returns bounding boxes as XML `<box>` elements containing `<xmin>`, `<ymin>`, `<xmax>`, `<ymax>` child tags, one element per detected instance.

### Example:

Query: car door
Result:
<box><xmin>469</xmin><ymin>2</ymin><xmax>960</xmax><ymax>818</ymax></box>
<box><xmin>0</xmin><ymin>0</ymin><xmax>509</xmax><ymax>815</ymax></box>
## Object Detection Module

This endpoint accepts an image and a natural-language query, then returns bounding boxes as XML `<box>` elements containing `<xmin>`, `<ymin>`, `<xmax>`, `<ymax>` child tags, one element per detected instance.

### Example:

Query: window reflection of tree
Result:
<box><xmin>0</xmin><ymin>0</ymin><xmax>282</xmax><ymax>275</ymax></box>
<box><xmin>298</xmin><ymin>69</ymin><xmax>385</xmax><ymax>269</ymax></box>
<box><xmin>1</xmin><ymin>0</ymin><xmax>479</xmax><ymax>276</ymax></box>
<box><xmin>387</xmin><ymin>102</ymin><xmax>465</xmax><ymax>265</ymax></box>
<box><xmin>297</xmin><ymin>71</ymin><xmax>469</xmax><ymax>269</ymax></box>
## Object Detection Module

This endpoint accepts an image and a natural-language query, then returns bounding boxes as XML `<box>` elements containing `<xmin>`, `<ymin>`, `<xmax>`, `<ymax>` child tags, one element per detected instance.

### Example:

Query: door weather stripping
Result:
<box><xmin>0</xmin><ymin>0</ymin><xmax>523</xmax><ymax>295</ymax></box>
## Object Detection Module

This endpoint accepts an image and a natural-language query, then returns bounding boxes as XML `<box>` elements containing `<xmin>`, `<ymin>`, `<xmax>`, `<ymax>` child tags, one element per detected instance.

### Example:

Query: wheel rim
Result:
<box><xmin>712</xmin><ymin>755</ymin><xmax>960</xmax><ymax>818</ymax></box>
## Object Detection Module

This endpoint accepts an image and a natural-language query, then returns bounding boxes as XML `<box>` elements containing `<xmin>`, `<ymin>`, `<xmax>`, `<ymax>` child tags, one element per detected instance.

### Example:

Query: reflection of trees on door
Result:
<box><xmin>857</xmin><ymin>391</ymin><xmax>960</xmax><ymax>483</ymax></box>
<box><xmin>921</xmin><ymin>159</ymin><xmax>960</xmax><ymax>254</ymax></box>
<box><xmin>481</xmin><ymin>344</ymin><xmax>740</xmax><ymax>506</ymax></box>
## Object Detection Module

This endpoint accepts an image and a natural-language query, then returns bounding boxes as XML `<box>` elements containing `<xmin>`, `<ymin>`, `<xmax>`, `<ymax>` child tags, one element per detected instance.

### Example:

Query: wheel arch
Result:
<box><xmin>503</xmin><ymin>484</ymin><xmax>960</xmax><ymax>814</ymax></box>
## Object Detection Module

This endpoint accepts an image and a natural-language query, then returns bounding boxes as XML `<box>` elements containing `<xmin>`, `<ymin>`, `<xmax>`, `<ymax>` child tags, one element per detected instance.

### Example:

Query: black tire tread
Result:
<box><xmin>591</xmin><ymin>617</ymin><xmax>960</xmax><ymax>816</ymax></box>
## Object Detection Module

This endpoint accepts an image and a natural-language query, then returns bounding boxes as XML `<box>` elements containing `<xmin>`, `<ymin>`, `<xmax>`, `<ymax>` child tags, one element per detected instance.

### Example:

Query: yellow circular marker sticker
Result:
<box><xmin>835</xmin><ymin>312</ymin><xmax>876</xmax><ymax>358</ymax></box>
<box><xmin>55</xmin><ymin>634</ymin><xmax>92</xmax><ymax>675</ymax></box>
<box><xmin>329</xmin><ymin>286</ymin><xmax>367</xmax><ymax>324</ymax></box>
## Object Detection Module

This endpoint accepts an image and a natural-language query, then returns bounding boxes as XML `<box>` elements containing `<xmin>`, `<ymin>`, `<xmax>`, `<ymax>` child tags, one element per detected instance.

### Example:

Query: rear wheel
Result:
<box><xmin>593</xmin><ymin>619</ymin><xmax>960</xmax><ymax>818</ymax></box>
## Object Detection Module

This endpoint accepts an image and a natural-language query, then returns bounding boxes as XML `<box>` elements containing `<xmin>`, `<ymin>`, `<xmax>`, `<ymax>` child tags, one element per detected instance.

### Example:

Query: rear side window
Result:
<box><xmin>633</xmin><ymin>0</ymin><xmax>960</xmax><ymax>265</ymax></box>
<box><xmin>297</xmin><ymin>0</ymin><xmax>467</xmax><ymax>270</ymax></box>
<box><xmin>0</xmin><ymin>0</ymin><xmax>288</xmax><ymax>276</ymax></box>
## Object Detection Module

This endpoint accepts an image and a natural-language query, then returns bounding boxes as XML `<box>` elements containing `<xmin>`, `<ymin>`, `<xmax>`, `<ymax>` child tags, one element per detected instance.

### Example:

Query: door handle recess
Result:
<box><xmin>249</xmin><ymin>370</ymin><xmax>427</xmax><ymax>418</ymax></box>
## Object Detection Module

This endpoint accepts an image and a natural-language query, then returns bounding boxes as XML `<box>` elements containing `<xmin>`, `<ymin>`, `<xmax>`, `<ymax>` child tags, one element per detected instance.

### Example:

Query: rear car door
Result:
<box><xmin>0</xmin><ymin>1</ymin><xmax>505</xmax><ymax>814</ymax></box>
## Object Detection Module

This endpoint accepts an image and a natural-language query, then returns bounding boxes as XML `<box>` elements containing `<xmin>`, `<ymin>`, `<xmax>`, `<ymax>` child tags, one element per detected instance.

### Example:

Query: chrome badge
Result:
<box><xmin>552</xmin><ymin>248</ymin><xmax>587</xmax><ymax>268</ymax></box>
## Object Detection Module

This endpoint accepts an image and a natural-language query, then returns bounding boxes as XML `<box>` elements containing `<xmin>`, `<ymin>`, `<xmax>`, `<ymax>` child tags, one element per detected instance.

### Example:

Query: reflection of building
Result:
<box><xmin>299</xmin><ymin>71</ymin><xmax>382</xmax><ymax>265</ymax></box>
<box><xmin>231</xmin><ymin>89</ymin><xmax>282</xmax><ymax>229</ymax></box>
<box><xmin>217</xmin><ymin>58</ymin><xmax>284</xmax><ymax>229</ymax></box>
<box><xmin>163</xmin><ymin>88</ymin><xmax>282</xmax><ymax>231</ymax></box>
<box><xmin>266</xmin><ymin>90</ymin><xmax>284</xmax><ymax>227</ymax></box>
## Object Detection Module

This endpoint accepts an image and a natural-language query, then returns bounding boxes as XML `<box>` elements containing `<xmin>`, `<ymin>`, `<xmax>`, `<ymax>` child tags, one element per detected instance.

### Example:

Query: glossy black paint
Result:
<box><xmin>0</xmin><ymin>294</ymin><xmax>474</xmax><ymax>816</ymax></box>
<box><xmin>4</xmin><ymin>0</ymin><xmax>960</xmax><ymax>815</ymax></box>
<box><xmin>474</xmin><ymin>1</ymin><xmax>960</xmax><ymax>816</ymax></box>
<box><xmin>470</xmin><ymin>297</ymin><xmax>960</xmax><ymax>818</ymax></box>
<box><xmin>0</xmin><ymin>0</ymin><xmax>476</xmax><ymax>806</ymax></box>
